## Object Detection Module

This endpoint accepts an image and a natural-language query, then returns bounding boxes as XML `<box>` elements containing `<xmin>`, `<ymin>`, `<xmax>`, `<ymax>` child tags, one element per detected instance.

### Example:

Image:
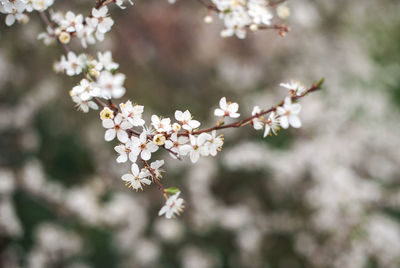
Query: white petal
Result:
<box><xmin>289</xmin><ymin>115</ymin><xmax>302</xmax><ymax>128</ymax></box>
<box><xmin>219</xmin><ymin>97</ymin><xmax>227</xmax><ymax>109</ymax></box>
<box><xmin>276</xmin><ymin>106</ymin><xmax>286</xmax><ymax>116</ymax></box>
<box><xmin>105</xmin><ymin>129</ymin><xmax>116</xmax><ymax>141</ymax></box>
<box><xmin>279</xmin><ymin>116</ymin><xmax>289</xmax><ymax>129</ymax></box>
<box><xmin>214</xmin><ymin>108</ymin><xmax>225</xmax><ymax>117</ymax></box>
<box><xmin>116</xmin><ymin>154</ymin><xmax>128</xmax><ymax>163</ymax></box>
<box><xmin>189</xmin><ymin>120</ymin><xmax>200</xmax><ymax>129</ymax></box>
<box><xmin>190</xmin><ymin>151</ymin><xmax>200</xmax><ymax>163</ymax></box>
<box><xmin>117</xmin><ymin>130</ymin><xmax>129</xmax><ymax>143</ymax></box>
<box><xmin>131</xmin><ymin>163</ymin><xmax>139</xmax><ymax>175</ymax></box>
<box><xmin>141</xmin><ymin>178</ymin><xmax>152</xmax><ymax>185</ymax></box>
<box><xmin>141</xmin><ymin>150</ymin><xmax>151</xmax><ymax>161</ymax></box>
<box><xmin>102</xmin><ymin>118</ymin><xmax>114</xmax><ymax>128</ymax></box>
<box><xmin>291</xmin><ymin>103</ymin><xmax>302</xmax><ymax>114</ymax></box>
<box><xmin>174</xmin><ymin>110</ymin><xmax>183</xmax><ymax>121</ymax></box>
<box><xmin>158</xmin><ymin>206</ymin><xmax>168</xmax><ymax>216</ymax></box>
<box><xmin>121</xmin><ymin>174</ymin><xmax>133</xmax><ymax>182</ymax></box>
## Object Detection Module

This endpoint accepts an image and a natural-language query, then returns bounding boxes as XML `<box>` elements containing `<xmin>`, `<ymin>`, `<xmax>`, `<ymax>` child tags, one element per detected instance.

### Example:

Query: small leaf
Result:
<box><xmin>315</xmin><ymin>77</ymin><xmax>325</xmax><ymax>88</ymax></box>
<box><xmin>165</xmin><ymin>187</ymin><xmax>180</xmax><ymax>194</ymax></box>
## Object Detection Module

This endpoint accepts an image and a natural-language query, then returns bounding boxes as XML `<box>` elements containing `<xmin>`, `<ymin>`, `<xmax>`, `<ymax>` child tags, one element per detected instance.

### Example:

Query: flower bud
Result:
<box><xmin>172</xmin><ymin>123</ymin><xmax>181</xmax><ymax>132</ymax></box>
<box><xmin>58</xmin><ymin>31</ymin><xmax>71</xmax><ymax>44</ymax></box>
<box><xmin>153</xmin><ymin>134</ymin><xmax>166</xmax><ymax>146</ymax></box>
<box><xmin>204</xmin><ymin>15</ymin><xmax>213</xmax><ymax>24</ymax></box>
<box><xmin>100</xmin><ymin>107</ymin><xmax>114</xmax><ymax>120</ymax></box>
<box><xmin>250</xmin><ymin>24</ymin><xmax>258</xmax><ymax>32</ymax></box>
<box><xmin>277</xmin><ymin>5</ymin><xmax>290</xmax><ymax>19</ymax></box>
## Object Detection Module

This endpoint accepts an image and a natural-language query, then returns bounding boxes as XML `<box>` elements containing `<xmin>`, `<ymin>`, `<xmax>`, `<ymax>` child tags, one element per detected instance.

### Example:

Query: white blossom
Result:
<box><xmin>263</xmin><ymin>111</ymin><xmax>280</xmax><ymax>137</ymax></box>
<box><xmin>88</xmin><ymin>6</ymin><xmax>114</xmax><ymax>41</ymax></box>
<box><xmin>130</xmin><ymin>131</ymin><xmax>159</xmax><ymax>161</ymax></box>
<box><xmin>158</xmin><ymin>192</ymin><xmax>184</xmax><ymax>219</ymax></box>
<box><xmin>97</xmin><ymin>51</ymin><xmax>119</xmax><ymax>71</ymax></box>
<box><xmin>114</xmin><ymin>140</ymin><xmax>138</xmax><ymax>163</ymax></box>
<box><xmin>206</xmin><ymin>130</ymin><xmax>224</xmax><ymax>156</ymax></box>
<box><xmin>251</xmin><ymin>106</ymin><xmax>263</xmax><ymax>130</ymax></box>
<box><xmin>276</xmin><ymin>97</ymin><xmax>302</xmax><ymax>129</ymax></box>
<box><xmin>60</xmin><ymin>11</ymin><xmax>83</xmax><ymax>33</ymax></box>
<box><xmin>151</xmin><ymin>115</ymin><xmax>172</xmax><ymax>133</ymax></box>
<box><xmin>180</xmin><ymin>133</ymin><xmax>211</xmax><ymax>163</ymax></box>
<box><xmin>69</xmin><ymin>79</ymin><xmax>98</xmax><ymax>113</ymax></box>
<box><xmin>102</xmin><ymin>113</ymin><xmax>132</xmax><ymax>142</ymax></box>
<box><xmin>121</xmin><ymin>164</ymin><xmax>151</xmax><ymax>191</ymax></box>
<box><xmin>214</xmin><ymin>97</ymin><xmax>240</xmax><ymax>118</ymax></box>
<box><xmin>164</xmin><ymin>132</ymin><xmax>189</xmax><ymax>158</ymax></box>
<box><xmin>115</xmin><ymin>0</ymin><xmax>134</xmax><ymax>9</ymax></box>
<box><xmin>119</xmin><ymin>100</ymin><xmax>145</xmax><ymax>126</ymax></box>
<box><xmin>59</xmin><ymin>52</ymin><xmax>85</xmax><ymax>76</ymax></box>
<box><xmin>174</xmin><ymin>110</ymin><xmax>200</xmax><ymax>132</ymax></box>
<box><xmin>150</xmin><ymin>160</ymin><xmax>164</xmax><ymax>178</ymax></box>
<box><xmin>95</xmin><ymin>71</ymin><xmax>126</xmax><ymax>99</ymax></box>
<box><xmin>280</xmin><ymin>80</ymin><xmax>307</xmax><ymax>96</ymax></box>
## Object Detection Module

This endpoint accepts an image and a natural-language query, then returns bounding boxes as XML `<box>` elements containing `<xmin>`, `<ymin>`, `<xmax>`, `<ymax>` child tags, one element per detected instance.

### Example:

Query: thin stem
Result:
<box><xmin>190</xmin><ymin>80</ymin><xmax>324</xmax><ymax>135</ymax></box>
<box><xmin>142</xmin><ymin>159</ymin><xmax>166</xmax><ymax>194</ymax></box>
<box><xmin>38</xmin><ymin>11</ymin><xmax>70</xmax><ymax>53</ymax></box>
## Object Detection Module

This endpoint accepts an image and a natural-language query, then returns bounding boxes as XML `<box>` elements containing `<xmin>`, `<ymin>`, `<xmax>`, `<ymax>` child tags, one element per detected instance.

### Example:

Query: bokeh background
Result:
<box><xmin>1</xmin><ymin>0</ymin><xmax>400</xmax><ymax>267</ymax></box>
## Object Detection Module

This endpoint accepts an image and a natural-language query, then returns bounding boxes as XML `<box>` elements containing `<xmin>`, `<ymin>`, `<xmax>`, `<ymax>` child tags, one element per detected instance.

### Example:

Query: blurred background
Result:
<box><xmin>1</xmin><ymin>0</ymin><xmax>400</xmax><ymax>267</ymax></box>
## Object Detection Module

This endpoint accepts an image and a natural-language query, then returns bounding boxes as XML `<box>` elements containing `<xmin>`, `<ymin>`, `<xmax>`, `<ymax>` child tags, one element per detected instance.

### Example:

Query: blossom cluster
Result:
<box><xmin>196</xmin><ymin>0</ymin><xmax>290</xmax><ymax>39</ymax></box>
<box><xmin>54</xmin><ymin>51</ymin><xmax>124</xmax><ymax>112</ymax></box>
<box><xmin>40</xmin><ymin>6</ymin><xmax>115</xmax><ymax>47</ymax></box>
<box><xmin>1</xmin><ymin>0</ymin><xmax>318</xmax><ymax>219</ymax></box>
<box><xmin>52</xmin><ymin>45</ymin><xmax>309</xmax><ymax>219</ymax></box>
<box><xmin>0</xmin><ymin>0</ymin><xmax>54</xmax><ymax>26</ymax></box>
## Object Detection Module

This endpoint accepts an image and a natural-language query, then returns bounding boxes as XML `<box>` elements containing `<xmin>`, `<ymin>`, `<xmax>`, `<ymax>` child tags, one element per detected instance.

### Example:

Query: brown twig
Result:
<box><xmin>189</xmin><ymin>79</ymin><xmax>324</xmax><ymax>135</ymax></box>
<box><xmin>142</xmin><ymin>159</ymin><xmax>166</xmax><ymax>194</ymax></box>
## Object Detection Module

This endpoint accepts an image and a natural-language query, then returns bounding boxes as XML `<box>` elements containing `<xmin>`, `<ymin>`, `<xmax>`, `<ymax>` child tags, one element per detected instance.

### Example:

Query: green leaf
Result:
<box><xmin>165</xmin><ymin>187</ymin><xmax>180</xmax><ymax>194</ymax></box>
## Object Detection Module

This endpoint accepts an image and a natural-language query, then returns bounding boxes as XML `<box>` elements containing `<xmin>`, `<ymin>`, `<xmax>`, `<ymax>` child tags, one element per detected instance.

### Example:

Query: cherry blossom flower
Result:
<box><xmin>264</xmin><ymin>112</ymin><xmax>280</xmax><ymax>137</ymax></box>
<box><xmin>60</xmin><ymin>52</ymin><xmax>85</xmax><ymax>76</ymax></box>
<box><xmin>158</xmin><ymin>192</ymin><xmax>184</xmax><ymax>219</ymax></box>
<box><xmin>114</xmin><ymin>140</ymin><xmax>139</xmax><ymax>163</ymax></box>
<box><xmin>69</xmin><ymin>79</ymin><xmax>98</xmax><ymax>113</ymax></box>
<box><xmin>119</xmin><ymin>100</ymin><xmax>145</xmax><ymax>126</ymax></box>
<box><xmin>247</xmin><ymin>0</ymin><xmax>273</xmax><ymax>25</ymax></box>
<box><xmin>97</xmin><ymin>51</ymin><xmax>119</xmax><ymax>71</ymax></box>
<box><xmin>251</xmin><ymin>106</ymin><xmax>264</xmax><ymax>130</ymax></box>
<box><xmin>180</xmin><ymin>133</ymin><xmax>212</xmax><ymax>163</ymax></box>
<box><xmin>150</xmin><ymin>160</ymin><xmax>164</xmax><ymax>178</ymax></box>
<box><xmin>60</xmin><ymin>11</ymin><xmax>83</xmax><ymax>33</ymax></box>
<box><xmin>115</xmin><ymin>0</ymin><xmax>134</xmax><ymax>9</ymax></box>
<box><xmin>96</xmin><ymin>71</ymin><xmax>126</xmax><ymax>99</ymax></box>
<box><xmin>214</xmin><ymin>97</ymin><xmax>240</xmax><ymax>118</ymax></box>
<box><xmin>207</xmin><ymin>131</ymin><xmax>224</xmax><ymax>156</ymax></box>
<box><xmin>70</xmin><ymin>79</ymin><xmax>95</xmax><ymax>102</ymax></box>
<box><xmin>121</xmin><ymin>164</ymin><xmax>152</xmax><ymax>191</ymax></box>
<box><xmin>164</xmin><ymin>132</ymin><xmax>189</xmax><ymax>158</ymax></box>
<box><xmin>280</xmin><ymin>80</ymin><xmax>307</xmax><ymax>96</ymax></box>
<box><xmin>174</xmin><ymin>110</ymin><xmax>200</xmax><ymax>132</ymax></box>
<box><xmin>76</xmin><ymin>26</ymin><xmax>96</xmax><ymax>48</ymax></box>
<box><xmin>276</xmin><ymin>97</ymin><xmax>302</xmax><ymax>129</ymax></box>
<box><xmin>130</xmin><ymin>132</ymin><xmax>159</xmax><ymax>161</ymax></box>
<box><xmin>89</xmin><ymin>6</ymin><xmax>114</xmax><ymax>41</ymax></box>
<box><xmin>102</xmin><ymin>114</ymin><xmax>132</xmax><ymax>142</ymax></box>
<box><xmin>32</xmin><ymin>0</ymin><xmax>54</xmax><ymax>11</ymax></box>
<box><xmin>151</xmin><ymin>115</ymin><xmax>172</xmax><ymax>133</ymax></box>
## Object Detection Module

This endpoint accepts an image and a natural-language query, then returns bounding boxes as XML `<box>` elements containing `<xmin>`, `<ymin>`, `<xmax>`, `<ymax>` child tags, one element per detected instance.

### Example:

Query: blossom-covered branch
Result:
<box><xmin>0</xmin><ymin>0</ymin><xmax>322</xmax><ymax>219</ymax></box>
<box><xmin>192</xmin><ymin>0</ymin><xmax>291</xmax><ymax>38</ymax></box>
